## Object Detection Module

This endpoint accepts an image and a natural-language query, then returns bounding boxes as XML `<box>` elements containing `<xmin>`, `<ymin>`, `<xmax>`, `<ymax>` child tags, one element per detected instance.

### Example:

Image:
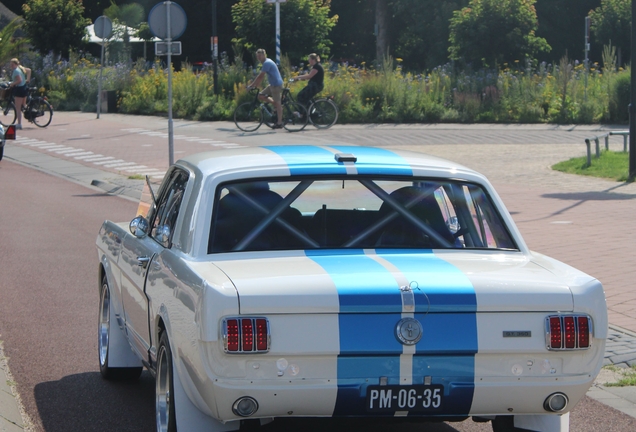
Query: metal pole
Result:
<box><xmin>630</xmin><ymin>0</ymin><xmax>636</xmax><ymax>178</ymax></box>
<box><xmin>212</xmin><ymin>0</ymin><xmax>219</xmax><ymax>95</ymax></box>
<box><xmin>275</xmin><ymin>1</ymin><xmax>281</xmax><ymax>65</ymax></box>
<box><xmin>97</xmin><ymin>39</ymin><xmax>105</xmax><ymax>119</ymax></box>
<box><xmin>584</xmin><ymin>17</ymin><xmax>590</xmax><ymax>102</ymax></box>
<box><xmin>167</xmin><ymin>1</ymin><xmax>174</xmax><ymax>166</ymax></box>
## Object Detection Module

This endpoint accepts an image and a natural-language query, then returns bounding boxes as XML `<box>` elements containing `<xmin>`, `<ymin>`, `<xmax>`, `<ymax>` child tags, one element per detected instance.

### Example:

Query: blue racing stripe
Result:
<box><xmin>328</xmin><ymin>145</ymin><xmax>413</xmax><ymax>176</ymax></box>
<box><xmin>305</xmin><ymin>250</ymin><xmax>402</xmax><ymax>313</ymax></box>
<box><xmin>263</xmin><ymin>145</ymin><xmax>347</xmax><ymax>175</ymax></box>
<box><xmin>306</xmin><ymin>249</ymin><xmax>477</xmax><ymax>418</ymax></box>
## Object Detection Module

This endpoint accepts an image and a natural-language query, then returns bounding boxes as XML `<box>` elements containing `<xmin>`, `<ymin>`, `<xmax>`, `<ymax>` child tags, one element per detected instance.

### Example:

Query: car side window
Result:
<box><xmin>151</xmin><ymin>170</ymin><xmax>189</xmax><ymax>247</ymax></box>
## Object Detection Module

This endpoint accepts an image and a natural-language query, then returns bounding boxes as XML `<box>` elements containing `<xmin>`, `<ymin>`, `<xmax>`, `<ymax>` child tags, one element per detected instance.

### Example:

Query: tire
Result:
<box><xmin>234</xmin><ymin>102</ymin><xmax>263</xmax><ymax>132</ymax></box>
<box><xmin>0</xmin><ymin>101</ymin><xmax>16</xmax><ymax>127</ymax></box>
<box><xmin>156</xmin><ymin>331</ymin><xmax>177</xmax><ymax>432</ymax></box>
<box><xmin>99</xmin><ymin>276</ymin><xmax>143</xmax><ymax>381</ymax></box>
<box><xmin>491</xmin><ymin>416</ymin><xmax>533</xmax><ymax>432</ymax></box>
<box><xmin>282</xmin><ymin>102</ymin><xmax>308</xmax><ymax>132</ymax></box>
<box><xmin>0</xmin><ymin>144</ymin><xmax>3</xmax><ymax>161</ymax></box>
<box><xmin>309</xmin><ymin>98</ymin><xmax>338</xmax><ymax>129</ymax></box>
<box><xmin>32</xmin><ymin>99</ymin><xmax>53</xmax><ymax>128</ymax></box>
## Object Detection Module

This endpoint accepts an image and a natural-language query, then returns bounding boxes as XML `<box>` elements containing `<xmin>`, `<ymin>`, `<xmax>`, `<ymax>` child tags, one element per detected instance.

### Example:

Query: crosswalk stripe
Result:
<box><xmin>93</xmin><ymin>159</ymin><xmax>124</xmax><ymax>165</ymax></box>
<box><xmin>85</xmin><ymin>156</ymin><xmax>114</xmax><ymax>162</ymax></box>
<box><xmin>121</xmin><ymin>165</ymin><xmax>148</xmax><ymax>171</ymax></box>
<box><xmin>104</xmin><ymin>162</ymin><xmax>138</xmax><ymax>168</ymax></box>
<box><xmin>62</xmin><ymin>151</ymin><xmax>93</xmax><ymax>157</ymax></box>
<box><xmin>75</xmin><ymin>154</ymin><xmax>103</xmax><ymax>160</ymax></box>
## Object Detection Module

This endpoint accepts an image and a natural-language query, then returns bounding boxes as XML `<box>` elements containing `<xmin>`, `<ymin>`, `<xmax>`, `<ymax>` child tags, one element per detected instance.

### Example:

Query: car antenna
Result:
<box><xmin>145</xmin><ymin>175</ymin><xmax>158</xmax><ymax>206</ymax></box>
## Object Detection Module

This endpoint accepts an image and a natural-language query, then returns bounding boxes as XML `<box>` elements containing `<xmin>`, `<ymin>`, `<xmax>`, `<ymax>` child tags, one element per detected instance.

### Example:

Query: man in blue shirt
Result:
<box><xmin>247</xmin><ymin>49</ymin><xmax>284</xmax><ymax>128</ymax></box>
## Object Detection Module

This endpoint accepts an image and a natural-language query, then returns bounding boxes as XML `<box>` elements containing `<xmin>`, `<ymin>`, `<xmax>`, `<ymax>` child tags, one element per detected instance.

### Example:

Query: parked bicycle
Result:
<box><xmin>234</xmin><ymin>87</ymin><xmax>307</xmax><ymax>132</ymax></box>
<box><xmin>0</xmin><ymin>84</ymin><xmax>53</xmax><ymax>128</ymax></box>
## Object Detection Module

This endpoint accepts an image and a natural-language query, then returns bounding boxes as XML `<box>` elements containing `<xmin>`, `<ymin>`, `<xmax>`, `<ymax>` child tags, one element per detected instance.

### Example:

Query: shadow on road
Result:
<box><xmin>34</xmin><ymin>371</ymin><xmax>155</xmax><ymax>432</ymax></box>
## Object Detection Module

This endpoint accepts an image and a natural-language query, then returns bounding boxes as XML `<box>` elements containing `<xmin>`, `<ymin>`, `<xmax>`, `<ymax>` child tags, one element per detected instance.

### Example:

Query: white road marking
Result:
<box><xmin>62</xmin><ymin>151</ymin><xmax>93</xmax><ymax>157</ymax></box>
<box><xmin>83</xmin><ymin>156</ymin><xmax>114</xmax><ymax>162</ymax></box>
<box><xmin>120</xmin><ymin>128</ymin><xmax>244</xmax><ymax>149</ymax></box>
<box><xmin>49</xmin><ymin>147</ymin><xmax>79</xmax><ymax>153</ymax></box>
<box><xmin>37</xmin><ymin>144</ymin><xmax>66</xmax><ymax>149</ymax></box>
<box><xmin>103</xmin><ymin>161</ymin><xmax>139</xmax><ymax>168</ymax></box>
<box><xmin>74</xmin><ymin>154</ymin><xmax>103</xmax><ymax>160</ymax></box>
<box><xmin>93</xmin><ymin>159</ymin><xmax>124</xmax><ymax>165</ymax></box>
<box><xmin>121</xmin><ymin>165</ymin><xmax>148</xmax><ymax>171</ymax></box>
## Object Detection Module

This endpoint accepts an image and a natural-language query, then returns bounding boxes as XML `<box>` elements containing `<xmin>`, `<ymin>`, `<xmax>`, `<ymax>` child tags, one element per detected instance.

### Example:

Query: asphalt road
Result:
<box><xmin>1</xmin><ymin>124</ymin><xmax>636</xmax><ymax>431</ymax></box>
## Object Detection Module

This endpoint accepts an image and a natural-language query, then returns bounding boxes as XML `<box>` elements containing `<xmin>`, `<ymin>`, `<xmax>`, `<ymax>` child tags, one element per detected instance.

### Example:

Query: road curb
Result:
<box><xmin>0</xmin><ymin>339</ymin><xmax>28</xmax><ymax>432</ymax></box>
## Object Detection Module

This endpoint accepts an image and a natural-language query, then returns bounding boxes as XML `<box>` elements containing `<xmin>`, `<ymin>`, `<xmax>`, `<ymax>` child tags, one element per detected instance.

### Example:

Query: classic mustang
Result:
<box><xmin>96</xmin><ymin>146</ymin><xmax>607</xmax><ymax>432</ymax></box>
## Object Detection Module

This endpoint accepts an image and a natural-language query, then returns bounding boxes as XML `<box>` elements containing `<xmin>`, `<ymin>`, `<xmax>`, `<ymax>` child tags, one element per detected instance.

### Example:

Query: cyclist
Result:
<box><xmin>290</xmin><ymin>53</ymin><xmax>324</xmax><ymax>110</ymax></box>
<box><xmin>8</xmin><ymin>58</ymin><xmax>31</xmax><ymax>130</ymax></box>
<box><xmin>247</xmin><ymin>49</ymin><xmax>284</xmax><ymax>129</ymax></box>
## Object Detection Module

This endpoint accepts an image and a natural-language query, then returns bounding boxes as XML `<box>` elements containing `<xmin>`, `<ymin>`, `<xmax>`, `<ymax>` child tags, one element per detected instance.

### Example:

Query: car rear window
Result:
<box><xmin>208</xmin><ymin>177</ymin><xmax>517</xmax><ymax>253</ymax></box>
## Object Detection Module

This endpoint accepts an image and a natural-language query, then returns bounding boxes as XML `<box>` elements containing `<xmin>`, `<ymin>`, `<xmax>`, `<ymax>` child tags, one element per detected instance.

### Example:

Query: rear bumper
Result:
<box><xmin>208</xmin><ymin>374</ymin><xmax>593</xmax><ymax>422</ymax></box>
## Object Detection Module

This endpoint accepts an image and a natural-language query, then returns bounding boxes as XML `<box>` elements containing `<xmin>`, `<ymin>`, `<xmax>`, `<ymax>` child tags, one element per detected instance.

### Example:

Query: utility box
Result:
<box><xmin>100</xmin><ymin>90</ymin><xmax>118</xmax><ymax>113</ymax></box>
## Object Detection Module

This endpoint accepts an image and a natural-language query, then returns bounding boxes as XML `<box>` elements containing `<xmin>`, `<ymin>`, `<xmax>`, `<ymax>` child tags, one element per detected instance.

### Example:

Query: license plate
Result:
<box><xmin>366</xmin><ymin>385</ymin><xmax>444</xmax><ymax>412</ymax></box>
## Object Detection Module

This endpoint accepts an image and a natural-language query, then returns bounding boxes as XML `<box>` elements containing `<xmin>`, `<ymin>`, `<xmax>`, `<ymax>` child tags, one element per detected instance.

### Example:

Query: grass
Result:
<box><xmin>552</xmin><ymin>150</ymin><xmax>632</xmax><ymax>182</ymax></box>
<box><xmin>127</xmin><ymin>174</ymin><xmax>145</xmax><ymax>180</ymax></box>
<box><xmin>605</xmin><ymin>365</ymin><xmax>636</xmax><ymax>387</ymax></box>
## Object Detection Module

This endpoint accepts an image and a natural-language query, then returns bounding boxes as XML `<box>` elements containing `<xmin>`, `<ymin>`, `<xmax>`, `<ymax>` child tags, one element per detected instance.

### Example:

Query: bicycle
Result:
<box><xmin>234</xmin><ymin>87</ymin><xmax>308</xmax><ymax>133</ymax></box>
<box><xmin>0</xmin><ymin>84</ymin><xmax>53</xmax><ymax>128</ymax></box>
<box><xmin>306</xmin><ymin>95</ymin><xmax>338</xmax><ymax>129</ymax></box>
<box><xmin>286</xmin><ymin>79</ymin><xmax>338</xmax><ymax>129</ymax></box>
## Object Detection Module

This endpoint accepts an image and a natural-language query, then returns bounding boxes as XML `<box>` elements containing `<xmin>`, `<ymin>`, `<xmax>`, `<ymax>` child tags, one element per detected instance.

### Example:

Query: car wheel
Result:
<box><xmin>156</xmin><ymin>331</ymin><xmax>177</xmax><ymax>432</ymax></box>
<box><xmin>491</xmin><ymin>416</ymin><xmax>534</xmax><ymax>432</ymax></box>
<box><xmin>0</xmin><ymin>144</ymin><xmax>3</xmax><ymax>161</ymax></box>
<box><xmin>99</xmin><ymin>275</ymin><xmax>143</xmax><ymax>381</ymax></box>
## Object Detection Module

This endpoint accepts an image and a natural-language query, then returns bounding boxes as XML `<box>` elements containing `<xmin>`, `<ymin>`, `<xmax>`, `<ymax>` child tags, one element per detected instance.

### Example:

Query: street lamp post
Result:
<box><xmin>630</xmin><ymin>0</ymin><xmax>636</xmax><ymax>178</ymax></box>
<box><xmin>212</xmin><ymin>0</ymin><xmax>219</xmax><ymax>95</ymax></box>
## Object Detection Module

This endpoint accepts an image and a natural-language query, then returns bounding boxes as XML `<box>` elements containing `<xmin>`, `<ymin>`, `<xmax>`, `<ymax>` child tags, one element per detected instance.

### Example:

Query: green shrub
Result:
<box><xmin>610</xmin><ymin>69</ymin><xmax>630</xmax><ymax>123</ymax></box>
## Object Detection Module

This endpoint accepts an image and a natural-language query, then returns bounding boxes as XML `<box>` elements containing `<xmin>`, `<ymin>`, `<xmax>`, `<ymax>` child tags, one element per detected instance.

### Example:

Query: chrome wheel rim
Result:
<box><xmin>156</xmin><ymin>344</ymin><xmax>171</xmax><ymax>432</ymax></box>
<box><xmin>98</xmin><ymin>283</ymin><xmax>110</xmax><ymax>367</ymax></box>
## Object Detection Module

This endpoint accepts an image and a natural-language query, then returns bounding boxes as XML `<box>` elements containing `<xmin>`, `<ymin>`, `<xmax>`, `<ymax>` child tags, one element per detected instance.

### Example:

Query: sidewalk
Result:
<box><xmin>3</xmin><ymin>124</ymin><xmax>636</xmax><ymax>428</ymax></box>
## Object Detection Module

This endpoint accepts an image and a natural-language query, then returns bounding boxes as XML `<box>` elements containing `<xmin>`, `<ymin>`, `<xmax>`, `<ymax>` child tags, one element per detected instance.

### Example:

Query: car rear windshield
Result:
<box><xmin>208</xmin><ymin>177</ymin><xmax>518</xmax><ymax>253</ymax></box>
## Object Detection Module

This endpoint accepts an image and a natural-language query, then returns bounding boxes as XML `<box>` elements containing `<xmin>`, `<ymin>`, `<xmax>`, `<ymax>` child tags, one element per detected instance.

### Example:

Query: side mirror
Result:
<box><xmin>156</xmin><ymin>225</ymin><xmax>171</xmax><ymax>247</ymax></box>
<box><xmin>129</xmin><ymin>216</ymin><xmax>149</xmax><ymax>238</ymax></box>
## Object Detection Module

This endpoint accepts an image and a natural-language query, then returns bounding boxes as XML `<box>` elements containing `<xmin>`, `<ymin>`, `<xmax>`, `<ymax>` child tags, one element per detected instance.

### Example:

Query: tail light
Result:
<box><xmin>222</xmin><ymin>317</ymin><xmax>270</xmax><ymax>353</ymax></box>
<box><xmin>4</xmin><ymin>124</ymin><xmax>16</xmax><ymax>140</ymax></box>
<box><xmin>546</xmin><ymin>315</ymin><xmax>592</xmax><ymax>350</ymax></box>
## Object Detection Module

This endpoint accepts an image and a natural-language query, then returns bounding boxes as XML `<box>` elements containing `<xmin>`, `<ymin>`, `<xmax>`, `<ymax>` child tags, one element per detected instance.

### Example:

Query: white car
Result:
<box><xmin>96</xmin><ymin>146</ymin><xmax>607</xmax><ymax>432</ymax></box>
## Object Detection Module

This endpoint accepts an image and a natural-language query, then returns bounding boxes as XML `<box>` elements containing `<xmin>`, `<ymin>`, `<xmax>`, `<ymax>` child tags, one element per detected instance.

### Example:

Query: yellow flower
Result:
<box><xmin>396</xmin><ymin>58</ymin><xmax>403</xmax><ymax>63</ymax></box>
<box><xmin>514</xmin><ymin>60</ymin><xmax>520</xmax><ymax>63</ymax></box>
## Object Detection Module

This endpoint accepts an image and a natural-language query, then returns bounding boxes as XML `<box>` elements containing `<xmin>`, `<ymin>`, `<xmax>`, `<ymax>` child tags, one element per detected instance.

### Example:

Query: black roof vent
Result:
<box><xmin>334</xmin><ymin>153</ymin><xmax>357</xmax><ymax>163</ymax></box>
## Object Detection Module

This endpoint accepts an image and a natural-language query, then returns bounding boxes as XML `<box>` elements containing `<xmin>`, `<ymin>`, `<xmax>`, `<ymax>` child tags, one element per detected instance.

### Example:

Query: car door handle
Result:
<box><xmin>137</xmin><ymin>256</ymin><xmax>151</xmax><ymax>268</ymax></box>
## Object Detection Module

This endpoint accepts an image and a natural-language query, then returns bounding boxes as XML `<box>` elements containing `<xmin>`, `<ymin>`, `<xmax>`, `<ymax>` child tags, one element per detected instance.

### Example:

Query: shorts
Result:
<box><xmin>260</xmin><ymin>85</ymin><xmax>283</xmax><ymax>104</ymax></box>
<box><xmin>12</xmin><ymin>85</ymin><xmax>27</xmax><ymax>98</ymax></box>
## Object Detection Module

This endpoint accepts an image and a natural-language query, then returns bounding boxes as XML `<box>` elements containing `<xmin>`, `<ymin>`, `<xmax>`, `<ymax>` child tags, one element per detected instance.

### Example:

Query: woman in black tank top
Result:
<box><xmin>293</xmin><ymin>53</ymin><xmax>324</xmax><ymax>107</ymax></box>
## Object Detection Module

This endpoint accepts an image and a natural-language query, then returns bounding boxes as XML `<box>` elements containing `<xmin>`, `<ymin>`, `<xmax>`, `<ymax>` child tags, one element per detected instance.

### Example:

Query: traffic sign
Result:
<box><xmin>94</xmin><ymin>16</ymin><xmax>113</xmax><ymax>40</ymax></box>
<box><xmin>148</xmin><ymin>1</ymin><xmax>187</xmax><ymax>40</ymax></box>
<box><xmin>155</xmin><ymin>41</ymin><xmax>182</xmax><ymax>56</ymax></box>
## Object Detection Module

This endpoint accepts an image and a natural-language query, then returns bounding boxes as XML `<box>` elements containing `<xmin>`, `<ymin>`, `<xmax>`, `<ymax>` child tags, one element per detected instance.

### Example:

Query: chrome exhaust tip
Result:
<box><xmin>232</xmin><ymin>396</ymin><xmax>259</xmax><ymax>417</ymax></box>
<box><xmin>544</xmin><ymin>392</ymin><xmax>568</xmax><ymax>412</ymax></box>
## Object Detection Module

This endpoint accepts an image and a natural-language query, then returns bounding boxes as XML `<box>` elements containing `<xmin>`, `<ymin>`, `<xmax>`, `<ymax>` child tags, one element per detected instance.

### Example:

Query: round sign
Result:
<box><xmin>94</xmin><ymin>16</ymin><xmax>113</xmax><ymax>39</ymax></box>
<box><xmin>148</xmin><ymin>2</ymin><xmax>187</xmax><ymax>40</ymax></box>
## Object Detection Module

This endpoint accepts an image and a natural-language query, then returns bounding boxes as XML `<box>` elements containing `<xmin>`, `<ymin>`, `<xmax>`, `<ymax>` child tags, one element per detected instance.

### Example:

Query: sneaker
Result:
<box><xmin>15</xmin><ymin>124</ymin><xmax>22</xmax><ymax>130</ymax></box>
<box><xmin>272</xmin><ymin>123</ymin><xmax>284</xmax><ymax>129</ymax></box>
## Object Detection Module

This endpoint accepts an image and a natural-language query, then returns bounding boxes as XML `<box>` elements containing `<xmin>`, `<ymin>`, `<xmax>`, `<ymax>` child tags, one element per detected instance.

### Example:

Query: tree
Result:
<box><xmin>0</xmin><ymin>17</ymin><xmax>24</xmax><ymax>65</ymax></box>
<box><xmin>22</xmin><ymin>0</ymin><xmax>90</xmax><ymax>56</ymax></box>
<box><xmin>589</xmin><ymin>0</ymin><xmax>631</xmax><ymax>64</ymax></box>
<box><xmin>393</xmin><ymin>0</ymin><xmax>468</xmax><ymax>70</ymax></box>
<box><xmin>375</xmin><ymin>0</ymin><xmax>389</xmax><ymax>65</ymax></box>
<box><xmin>104</xmin><ymin>1</ymin><xmax>145</xmax><ymax>62</ymax></box>
<box><xmin>232</xmin><ymin>0</ymin><xmax>338</xmax><ymax>65</ymax></box>
<box><xmin>448</xmin><ymin>0</ymin><xmax>550</xmax><ymax>67</ymax></box>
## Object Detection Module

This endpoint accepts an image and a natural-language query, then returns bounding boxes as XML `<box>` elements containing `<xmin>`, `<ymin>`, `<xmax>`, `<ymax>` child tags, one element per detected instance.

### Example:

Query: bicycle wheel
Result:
<box><xmin>282</xmin><ymin>102</ymin><xmax>308</xmax><ymax>132</ymax></box>
<box><xmin>309</xmin><ymin>98</ymin><xmax>338</xmax><ymax>129</ymax></box>
<box><xmin>234</xmin><ymin>102</ymin><xmax>263</xmax><ymax>132</ymax></box>
<box><xmin>0</xmin><ymin>100</ymin><xmax>16</xmax><ymax>126</ymax></box>
<box><xmin>32</xmin><ymin>99</ymin><xmax>53</xmax><ymax>128</ymax></box>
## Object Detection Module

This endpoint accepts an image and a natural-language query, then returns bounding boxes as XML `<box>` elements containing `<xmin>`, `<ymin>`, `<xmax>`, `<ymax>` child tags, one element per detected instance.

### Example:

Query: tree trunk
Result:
<box><xmin>375</xmin><ymin>0</ymin><xmax>390</xmax><ymax>66</ymax></box>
